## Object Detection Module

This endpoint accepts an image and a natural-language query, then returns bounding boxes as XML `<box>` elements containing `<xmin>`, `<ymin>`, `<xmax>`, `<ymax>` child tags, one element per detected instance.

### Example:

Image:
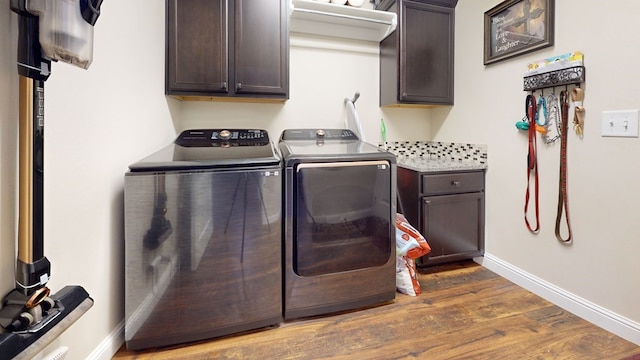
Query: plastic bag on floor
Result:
<box><xmin>395</xmin><ymin>213</ymin><xmax>431</xmax><ymax>296</ymax></box>
<box><xmin>396</xmin><ymin>213</ymin><xmax>431</xmax><ymax>259</ymax></box>
<box><xmin>396</xmin><ymin>256</ymin><xmax>421</xmax><ymax>296</ymax></box>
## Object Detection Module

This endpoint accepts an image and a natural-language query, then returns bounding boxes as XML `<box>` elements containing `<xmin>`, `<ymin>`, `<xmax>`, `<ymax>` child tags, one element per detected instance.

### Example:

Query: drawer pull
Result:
<box><xmin>451</xmin><ymin>181</ymin><xmax>461</xmax><ymax>187</ymax></box>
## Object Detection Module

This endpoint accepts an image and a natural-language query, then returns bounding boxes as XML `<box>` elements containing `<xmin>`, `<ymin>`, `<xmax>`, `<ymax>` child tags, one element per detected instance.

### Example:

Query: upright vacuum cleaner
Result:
<box><xmin>0</xmin><ymin>1</ymin><xmax>103</xmax><ymax>358</ymax></box>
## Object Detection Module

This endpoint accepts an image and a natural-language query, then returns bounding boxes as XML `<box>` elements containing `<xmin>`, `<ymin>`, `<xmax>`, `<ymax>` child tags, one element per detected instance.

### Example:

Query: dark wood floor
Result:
<box><xmin>113</xmin><ymin>261</ymin><xmax>640</xmax><ymax>359</ymax></box>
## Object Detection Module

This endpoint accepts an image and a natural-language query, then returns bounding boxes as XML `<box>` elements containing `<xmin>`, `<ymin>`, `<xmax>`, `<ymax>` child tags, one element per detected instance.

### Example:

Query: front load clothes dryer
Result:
<box><xmin>124</xmin><ymin>129</ymin><xmax>282</xmax><ymax>350</ymax></box>
<box><xmin>279</xmin><ymin>129</ymin><xmax>397</xmax><ymax>320</ymax></box>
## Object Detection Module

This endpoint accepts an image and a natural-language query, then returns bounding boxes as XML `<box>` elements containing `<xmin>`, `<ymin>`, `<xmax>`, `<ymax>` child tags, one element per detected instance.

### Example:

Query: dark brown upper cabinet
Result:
<box><xmin>377</xmin><ymin>0</ymin><xmax>457</xmax><ymax>106</ymax></box>
<box><xmin>166</xmin><ymin>0</ymin><xmax>289</xmax><ymax>101</ymax></box>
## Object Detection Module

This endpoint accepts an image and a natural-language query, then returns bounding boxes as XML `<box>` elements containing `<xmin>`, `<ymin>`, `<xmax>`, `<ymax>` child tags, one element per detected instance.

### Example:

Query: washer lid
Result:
<box><xmin>128</xmin><ymin>129</ymin><xmax>281</xmax><ymax>172</ymax></box>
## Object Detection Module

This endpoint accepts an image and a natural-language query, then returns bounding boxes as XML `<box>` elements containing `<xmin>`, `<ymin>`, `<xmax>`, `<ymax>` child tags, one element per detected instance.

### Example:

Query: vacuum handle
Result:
<box><xmin>15</xmin><ymin>13</ymin><xmax>51</xmax><ymax>80</ymax></box>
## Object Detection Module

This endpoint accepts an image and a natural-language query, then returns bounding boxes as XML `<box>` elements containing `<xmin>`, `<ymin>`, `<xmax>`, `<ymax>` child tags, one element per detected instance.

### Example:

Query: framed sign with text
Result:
<box><xmin>484</xmin><ymin>0</ymin><xmax>554</xmax><ymax>65</ymax></box>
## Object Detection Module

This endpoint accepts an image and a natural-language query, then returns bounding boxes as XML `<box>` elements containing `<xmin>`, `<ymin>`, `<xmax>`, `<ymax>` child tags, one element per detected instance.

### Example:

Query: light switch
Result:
<box><xmin>601</xmin><ymin>110</ymin><xmax>639</xmax><ymax>137</ymax></box>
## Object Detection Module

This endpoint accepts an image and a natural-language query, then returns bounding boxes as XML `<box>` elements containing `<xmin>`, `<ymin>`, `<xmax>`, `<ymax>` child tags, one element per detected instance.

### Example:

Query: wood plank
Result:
<box><xmin>113</xmin><ymin>261</ymin><xmax>640</xmax><ymax>359</ymax></box>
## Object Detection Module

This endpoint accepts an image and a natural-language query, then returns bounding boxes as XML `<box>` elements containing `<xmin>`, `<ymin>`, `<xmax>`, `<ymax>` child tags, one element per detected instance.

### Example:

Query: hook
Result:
<box><xmin>345</xmin><ymin>91</ymin><xmax>360</xmax><ymax>104</ymax></box>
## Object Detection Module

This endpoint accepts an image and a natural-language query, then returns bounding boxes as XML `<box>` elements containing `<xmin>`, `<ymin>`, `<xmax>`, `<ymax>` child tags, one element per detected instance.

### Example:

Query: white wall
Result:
<box><xmin>0</xmin><ymin>0</ymin><xmax>18</xmax><ymax>311</ymax></box>
<box><xmin>2</xmin><ymin>0</ymin><xmax>639</xmax><ymax>359</ymax></box>
<box><xmin>435</xmin><ymin>0</ymin><xmax>640</xmax><ymax>341</ymax></box>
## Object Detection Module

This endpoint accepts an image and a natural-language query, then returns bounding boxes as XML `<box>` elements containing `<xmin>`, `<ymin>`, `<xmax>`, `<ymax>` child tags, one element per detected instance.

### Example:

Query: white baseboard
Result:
<box><xmin>86</xmin><ymin>320</ymin><xmax>123</xmax><ymax>360</ymax></box>
<box><xmin>477</xmin><ymin>253</ymin><xmax>640</xmax><ymax>346</ymax></box>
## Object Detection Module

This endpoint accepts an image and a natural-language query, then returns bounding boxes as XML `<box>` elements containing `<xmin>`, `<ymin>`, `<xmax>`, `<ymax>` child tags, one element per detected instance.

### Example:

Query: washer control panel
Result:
<box><xmin>175</xmin><ymin>129</ymin><xmax>269</xmax><ymax>147</ymax></box>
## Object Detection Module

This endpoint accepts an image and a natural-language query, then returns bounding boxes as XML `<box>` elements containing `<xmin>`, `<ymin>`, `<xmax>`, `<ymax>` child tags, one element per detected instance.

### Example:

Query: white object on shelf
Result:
<box><xmin>290</xmin><ymin>0</ymin><xmax>397</xmax><ymax>42</ymax></box>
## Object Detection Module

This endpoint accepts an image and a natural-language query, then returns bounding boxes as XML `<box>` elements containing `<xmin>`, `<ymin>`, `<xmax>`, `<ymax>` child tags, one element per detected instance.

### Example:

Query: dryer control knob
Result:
<box><xmin>219</xmin><ymin>130</ymin><xmax>231</xmax><ymax>140</ymax></box>
<box><xmin>316</xmin><ymin>129</ymin><xmax>325</xmax><ymax>138</ymax></box>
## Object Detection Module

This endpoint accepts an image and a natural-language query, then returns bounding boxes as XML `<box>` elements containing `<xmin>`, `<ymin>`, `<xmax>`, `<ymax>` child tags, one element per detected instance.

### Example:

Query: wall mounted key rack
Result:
<box><xmin>523</xmin><ymin>51</ymin><xmax>585</xmax><ymax>91</ymax></box>
<box><xmin>524</xmin><ymin>65</ymin><xmax>585</xmax><ymax>91</ymax></box>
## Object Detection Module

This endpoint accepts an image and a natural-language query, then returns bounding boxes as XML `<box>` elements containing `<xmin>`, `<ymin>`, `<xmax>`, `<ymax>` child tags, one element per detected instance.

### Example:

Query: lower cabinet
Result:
<box><xmin>420</xmin><ymin>191</ymin><xmax>484</xmax><ymax>265</ymax></box>
<box><xmin>397</xmin><ymin>167</ymin><xmax>485</xmax><ymax>266</ymax></box>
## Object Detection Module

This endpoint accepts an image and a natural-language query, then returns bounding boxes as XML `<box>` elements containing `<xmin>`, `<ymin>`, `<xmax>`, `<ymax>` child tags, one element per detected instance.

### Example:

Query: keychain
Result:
<box><xmin>536</xmin><ymin>96</ymin><xmax>547</xmax><ymax>126</ymax></box>
<box><xmin>542</xmin><ymin>92</ymin><xmax>561</xmax><ymax>144</ymax></box>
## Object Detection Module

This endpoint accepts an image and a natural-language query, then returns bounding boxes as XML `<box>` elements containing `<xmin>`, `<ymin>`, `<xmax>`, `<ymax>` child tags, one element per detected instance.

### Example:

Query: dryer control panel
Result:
<box><xmin>280</xmin><ymin>129</ymin><xmax>359</xmax><ymax>141</ymax></box>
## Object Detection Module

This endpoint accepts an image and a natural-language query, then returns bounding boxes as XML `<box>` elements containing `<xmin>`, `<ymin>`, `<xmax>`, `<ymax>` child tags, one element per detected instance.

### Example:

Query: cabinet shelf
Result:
<box><xmin>290</xmin><ymin>0</ymin><xmax>397</xmax><ymax>42</ymax></box>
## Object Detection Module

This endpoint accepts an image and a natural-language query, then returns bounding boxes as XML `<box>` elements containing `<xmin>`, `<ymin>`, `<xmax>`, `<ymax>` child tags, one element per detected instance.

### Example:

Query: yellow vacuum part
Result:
<box><xmin>18</xmin><ymin>75</ymin><xmax>34</xmax><ymax>264</ymax></box>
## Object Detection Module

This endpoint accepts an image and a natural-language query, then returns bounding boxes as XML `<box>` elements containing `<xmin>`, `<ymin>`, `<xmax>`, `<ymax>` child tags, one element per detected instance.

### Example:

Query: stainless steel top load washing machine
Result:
<box><xmin>124</xmin><ymin>129</ymin><xmax>282</xmax><ymax>350</ymax></box>
<box><xmin>279</xmin><ymin>129</ymin><xmax>397</xmax><ymax>320</ymax></box>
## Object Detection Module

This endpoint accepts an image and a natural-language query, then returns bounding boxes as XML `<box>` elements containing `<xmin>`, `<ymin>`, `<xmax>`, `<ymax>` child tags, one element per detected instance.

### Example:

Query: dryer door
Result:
<box><xmin>293</xmin><ymin>160</ymin><xmax>393</xmax><ymax>276</ymax></box>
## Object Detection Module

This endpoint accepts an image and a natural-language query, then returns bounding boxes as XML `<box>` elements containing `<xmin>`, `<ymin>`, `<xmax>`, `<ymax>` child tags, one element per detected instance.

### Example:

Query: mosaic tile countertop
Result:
<box><xmin>381</xmin><ymin>141</ymin><xmax>488</xmax><ymax>173</ymax></box>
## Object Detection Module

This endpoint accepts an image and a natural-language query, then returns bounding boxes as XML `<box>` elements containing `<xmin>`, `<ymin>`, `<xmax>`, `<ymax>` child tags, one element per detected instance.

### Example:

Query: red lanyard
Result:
<box><xmin>524</xmin><ymin>94</ymin><xmax>540</xmax><ymax>233</ymax></box>
<box><xmin>555</xmin><ymin>90</ymin><xmax>573</xmax><ymax>243</ymax></box>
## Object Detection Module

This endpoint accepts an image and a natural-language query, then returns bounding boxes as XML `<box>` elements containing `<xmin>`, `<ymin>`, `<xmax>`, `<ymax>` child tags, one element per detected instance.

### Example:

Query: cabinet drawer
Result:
<box><xmin>421</xmin><ymin>171</ymin><xmax>484</xmax><ymax>195</ymax></box>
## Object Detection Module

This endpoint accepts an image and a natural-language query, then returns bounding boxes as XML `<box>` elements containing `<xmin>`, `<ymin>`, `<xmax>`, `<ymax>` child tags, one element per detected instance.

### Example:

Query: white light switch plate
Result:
<box><xmin>601</xmin><ymin>110</ymin><xmax>639</xmax><ymax>137</ymax></box>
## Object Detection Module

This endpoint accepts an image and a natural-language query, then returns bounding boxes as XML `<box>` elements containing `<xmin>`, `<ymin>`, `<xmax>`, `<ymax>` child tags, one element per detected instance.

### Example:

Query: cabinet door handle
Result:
<box><xmin>451</xmin><ymin>181</ymin><xmax>461</xmax><ymax>187</ymax></box>
<box><xmin>236</xmin><ymin>82</ymin><xmax>242</xmax><ymax>90</ymax></box>
<box><xmin>221</xmin><ymin>82</ymin><xmax>227</xmax><ymax>90</ymax></box>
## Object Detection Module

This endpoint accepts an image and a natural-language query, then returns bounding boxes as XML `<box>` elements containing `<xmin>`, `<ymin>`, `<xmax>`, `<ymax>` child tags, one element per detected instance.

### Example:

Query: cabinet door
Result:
<box><xmin>420</xmin><ymin>192</ymin><xmax>484</xmax><ymax>265</ymax></box>
<box><xmin>166</xmin><ymin>0</ymin><xmax>228</xmax><ymax>95</ymax></box>
<box><xmin>400</xmin><ymin>1</ymin><xmax>454</xmax><ymax>104</ymax></box>
<box><xmin>233</xmin><ymin>0</ymin><xmax>289</xmax><ymax>97</ymax></box>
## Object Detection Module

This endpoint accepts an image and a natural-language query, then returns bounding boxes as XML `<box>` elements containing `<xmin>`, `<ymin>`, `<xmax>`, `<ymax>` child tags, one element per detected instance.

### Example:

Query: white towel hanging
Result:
<box><xmin>344</xmin><ymin>93</ymin><xmax>365</xmax><ymax>141</ymax></box>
